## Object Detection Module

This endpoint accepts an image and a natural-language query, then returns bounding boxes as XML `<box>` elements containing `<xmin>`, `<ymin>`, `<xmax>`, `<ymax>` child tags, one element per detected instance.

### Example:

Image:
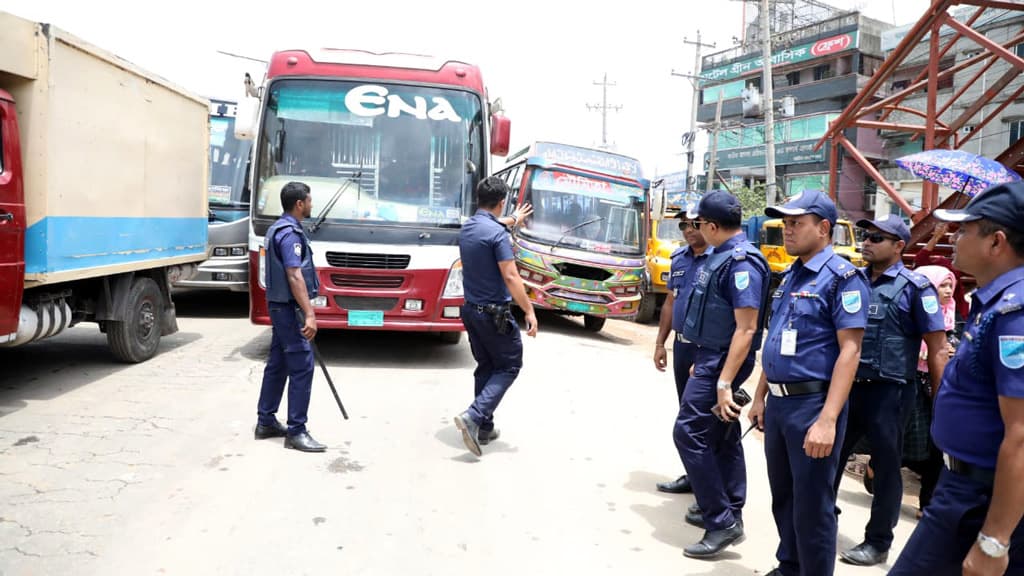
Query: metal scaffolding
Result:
<box><xmin>817</xmin><ymin>0</ymin><xmax>1024</xmax><ymax>247</ymax></box>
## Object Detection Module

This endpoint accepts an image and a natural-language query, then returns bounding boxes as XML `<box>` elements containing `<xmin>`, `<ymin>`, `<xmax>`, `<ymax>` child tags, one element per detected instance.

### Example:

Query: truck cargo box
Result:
<box><xmin>0</xmin><ymin>11</ymin><xmax>209</xmax><ymax>288</ymax></box>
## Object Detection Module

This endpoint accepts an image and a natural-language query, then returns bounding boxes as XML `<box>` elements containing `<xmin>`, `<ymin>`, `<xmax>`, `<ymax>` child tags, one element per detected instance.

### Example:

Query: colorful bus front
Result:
<box><xmin>504</xmin><ymin>143</ymin><xmax>648</xmax><ymax>332</ymax></box>
<box><xmin>239</xmin><ymin>50</ymin><xmax>509</xmax><ymax>340</ymax></box>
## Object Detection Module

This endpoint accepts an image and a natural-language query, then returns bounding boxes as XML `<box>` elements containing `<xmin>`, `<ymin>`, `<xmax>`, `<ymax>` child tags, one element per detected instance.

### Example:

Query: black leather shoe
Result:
<box><xmin>682</xmin><ymin>523</ymin><xmax>745</xmax><ymax>559</ymax></box>
<box><xmin>454</xmin><ymin>412</ymin><xmax>482</xmax><ymax>456</ymax></box>
<box><xmin>284</xmin><ymin>432</ymin><xmax>326</xmax><ymax>452</ymax></box>
<box><xmin>656</xmin><ymin>475</ymin><xmax>693</xmax><ymax>494</ymax></box>
<box><xmin>840</xmin><ymin>542</ymin><xmax>888</xmax><ymax>566</ymax></box>
<box><xmin>254</xmin><ymin>420</ymin><xmax>288</xmax><ymax>440</ymax></box>
<box><xmin>478</xmin><ymin>428</ymin><xmax>500</xmax><ymax>446</ymax></box>
<box><xmin>685</xmin><ymin>509</ymin><xmax>705</xmax><ymax>528</ymax></box>
<box><xmin>688</xmin><ymin>502</ymin><xmax>701</xmax><ymax>514</ymax></box>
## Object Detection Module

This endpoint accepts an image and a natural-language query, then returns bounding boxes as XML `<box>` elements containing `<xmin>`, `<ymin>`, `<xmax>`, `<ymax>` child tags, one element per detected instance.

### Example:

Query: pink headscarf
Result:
<box><xmin>917</xmin><ymin>265</ymin><xmax>956</xmax><ymax>372</ymax></box>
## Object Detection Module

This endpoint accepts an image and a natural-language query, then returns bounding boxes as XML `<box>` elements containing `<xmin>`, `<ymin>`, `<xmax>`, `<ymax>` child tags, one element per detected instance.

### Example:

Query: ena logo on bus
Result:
<box><xmin>345</xmin><ymin>85</ymin><xmax>462</xmax><ymax>122</ymax></box>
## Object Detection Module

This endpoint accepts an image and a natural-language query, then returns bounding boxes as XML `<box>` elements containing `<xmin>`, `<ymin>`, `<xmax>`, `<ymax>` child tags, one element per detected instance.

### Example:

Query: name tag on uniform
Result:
<box><xmin>781</xmin><ymin>329</ymin><xmax>798</xmax><ymax>356</ymax></box>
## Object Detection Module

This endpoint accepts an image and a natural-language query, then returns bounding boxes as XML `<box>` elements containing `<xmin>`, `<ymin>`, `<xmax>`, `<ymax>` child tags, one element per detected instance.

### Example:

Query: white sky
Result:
<box><xmin>2</xmin><ymin>0</ymin><xmax>932</xmax><ymax>177</ymax></box>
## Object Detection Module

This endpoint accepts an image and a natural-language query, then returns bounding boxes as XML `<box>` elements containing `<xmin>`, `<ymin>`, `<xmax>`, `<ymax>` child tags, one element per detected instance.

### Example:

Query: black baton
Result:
<box><xmin>297</xmin><ymin>309</ymin><xmax>349</xmax><ymax>420</ymax></box>
<box><xmin>310</xmin><ymin>338</ymin><xmax>349</xmax><ymax>420</ymax></box>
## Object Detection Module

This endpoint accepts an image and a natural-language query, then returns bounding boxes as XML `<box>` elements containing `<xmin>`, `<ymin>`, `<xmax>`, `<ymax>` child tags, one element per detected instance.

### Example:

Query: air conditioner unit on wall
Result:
<box><xmin>864</xmin><ymin>194</ymin><xmax>877</xmax><ymax>211</ymax></box>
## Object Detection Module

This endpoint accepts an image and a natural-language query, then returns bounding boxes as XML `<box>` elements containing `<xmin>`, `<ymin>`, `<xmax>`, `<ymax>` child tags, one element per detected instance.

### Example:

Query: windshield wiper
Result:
<box><xmin>309</xmin><ymin>171</ymin><xmax>362</xmax><ymax>234</ymax></box>
<box><xmin>553</xmin><ymin>216</ymin><xmax>605</xmax><ymax>250</ymax></box>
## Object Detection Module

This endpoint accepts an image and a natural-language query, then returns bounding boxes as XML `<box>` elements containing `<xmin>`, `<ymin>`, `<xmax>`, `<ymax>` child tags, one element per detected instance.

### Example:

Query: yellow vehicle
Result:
<box><xmin>638</xmin><ymin>211</ymin><xmax>686</xmax><ymax>322</ymax></box>
<box><xmin>759</xmin><ymin>218</ymin><xmax>866</xmax><ymax>276</ymax></box>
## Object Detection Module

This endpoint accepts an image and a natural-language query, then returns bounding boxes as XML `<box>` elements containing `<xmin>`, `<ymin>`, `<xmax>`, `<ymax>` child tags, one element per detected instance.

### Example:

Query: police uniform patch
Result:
<box><xmin>922</xmin><ymin>294</ymin><xmax>939</xmax><ymax>315</ymax></box>
<box><xmin>999</xmin><ymin>336</ymin><xmax>1024</xmax><ymax>369</ymax></box>
<box><xmin>293</xmin><ymin>243</ymin><xmax>302</xmax><ymax>257</ymax></box>
<box><xmin>842</xmin><ymin>290</ymin><xmax>862</xmax><ymax>313</ymax></box>
<box><xmin>734</xmin><ymin>270</ymin><xmax>750</xmax><ymax>290</ymax></box>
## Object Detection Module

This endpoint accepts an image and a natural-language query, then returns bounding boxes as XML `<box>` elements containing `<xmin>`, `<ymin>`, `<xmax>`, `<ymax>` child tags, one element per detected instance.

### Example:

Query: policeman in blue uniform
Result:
<box><xmin>675</xmin><ymin>190</ymin><xmax>771</xmax><ymax>558</ymax></box>
<box><xmin>255</xmin><ymin>181</ymin><xmax>326</xmax><ymax>452</ymax></box>
<box><xmin>832</xmin><ymin>215</ymin><xmax>948</xmax><ymax>566</ymax></box>
<box><xmin>653</xmin><ymin>208</ymin><xmax>712</xmax><ymax>495</ymax></box>
<box><xmin>890</xmin><ymin>182</ymin><xmax>1024</xmax><ymax>576</ymax></box>
<box><xmin>453</xmin><ymin>176</ymin><xmax>538</xmax><ymax>457</ymax></box>
<box><xmin>747</xmin><ymin>190</ymin><xmax>870</xmax><ymax>576</ymax></box>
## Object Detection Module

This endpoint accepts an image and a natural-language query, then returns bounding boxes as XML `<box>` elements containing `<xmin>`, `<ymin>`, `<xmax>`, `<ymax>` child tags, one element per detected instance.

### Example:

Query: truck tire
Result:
<box><xmin>439</xmin><ymin>331</ymin><xmax>463</xmax><ymax>345</ymax></box>
<box><xmin>583</xmin><ymin>315</ymin><xmax>606</xmax><ymax>332</ymax></box>
<box><xmin>635</xmin><ymin>293</ymin><xmax>656</xmax><ymax>324</ymax></box>
<box><xmin>108</xmin><ymin>277</ymin><xmax>163</xmax><ymax>363</ymax></box>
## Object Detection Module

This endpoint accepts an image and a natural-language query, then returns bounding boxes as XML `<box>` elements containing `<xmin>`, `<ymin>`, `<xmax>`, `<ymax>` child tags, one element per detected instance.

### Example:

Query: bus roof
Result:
<box><xmin>265</xmin><ymin>49</ymin><xmax>486</xmax><ymax>93</ymax></box>
<box><xmin>506</xmin><ymin>141</ymin><xmax>644</xmax><ymax>181</ymax></box>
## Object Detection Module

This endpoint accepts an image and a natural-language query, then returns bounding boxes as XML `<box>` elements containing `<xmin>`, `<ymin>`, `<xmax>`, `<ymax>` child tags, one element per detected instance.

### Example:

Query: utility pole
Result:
<box><xmin>672</xmin><ymin>31</ymin><xmax>716</xmax><ymax>190</ymax></box>
<box><xmin>587</xmin><ymin>73</ymin><xmax>622</xmax><ymax>149</ymax></box>
<box><xmin>760</xmin><ymin>0</ymin><xmax>779</xmax><ymax>205</ymax></box>
<box><xmin>707</xmin><ymin>91</ymin><xmax>725</xmax><ymax>193</ymax></box>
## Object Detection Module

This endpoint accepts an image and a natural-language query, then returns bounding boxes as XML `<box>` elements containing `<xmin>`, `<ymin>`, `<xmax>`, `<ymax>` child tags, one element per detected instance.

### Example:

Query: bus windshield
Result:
<box><xmin>209</xmin><ymin>104</ymin><xmax>252</xmax><ymax>216</ymax></box>
<box><xmin>519</xmin><ymin>169</ymin><xmax>645</xmax><ymax>256</ymax></box>
<box><xmin>252</xmin><ymin>79</ymin><xmax>484</xmax><ymax>228</ymax></box>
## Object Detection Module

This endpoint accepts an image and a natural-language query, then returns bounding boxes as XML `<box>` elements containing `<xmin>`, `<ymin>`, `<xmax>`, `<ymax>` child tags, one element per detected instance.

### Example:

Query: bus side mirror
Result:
<box><xmin>235</xmin><ymin>73</ymin><xmax>261</xmax><ymax>141</ymax></box>
<box><xmin>490</xmin><ymin>115</ymin><xmax>511</xmax><ymax>157</ymax></box>
<box><xmin>650</xmin><ymin>187</ymin><xmax>666</xmax><ymax>221</ymax></box>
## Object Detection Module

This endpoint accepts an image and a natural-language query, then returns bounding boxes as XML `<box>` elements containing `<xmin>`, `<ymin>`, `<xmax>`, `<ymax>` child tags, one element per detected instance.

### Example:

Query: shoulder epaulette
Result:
<box><xmin>900</xmin><ymin>268</ymin><xmax>933</xmax><ymax>290</ymax></box>
<box><xmin>825</xmin><ymin>255</ymin><xmax>858</xmax><ymax>279</ymax></box>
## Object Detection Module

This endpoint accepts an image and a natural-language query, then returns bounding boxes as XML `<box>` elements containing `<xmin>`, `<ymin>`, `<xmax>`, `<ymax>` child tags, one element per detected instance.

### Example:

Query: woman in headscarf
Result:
<box><xmin>903</xmin><ymin>265</ymin><xmax>959</xmax><ymax>517</ymax></box>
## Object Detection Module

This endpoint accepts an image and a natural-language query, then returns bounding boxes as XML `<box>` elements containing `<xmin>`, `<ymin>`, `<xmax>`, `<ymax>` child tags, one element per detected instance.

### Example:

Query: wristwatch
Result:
<box><xmin>977</xmin><ymin>532</ymin><xmax>1009</xmax><ymax>558</ymax></box>
<box><xmin>717</xmin><ymin>380</ymin><xmax>732</xmax><ymax>391</ymax></box>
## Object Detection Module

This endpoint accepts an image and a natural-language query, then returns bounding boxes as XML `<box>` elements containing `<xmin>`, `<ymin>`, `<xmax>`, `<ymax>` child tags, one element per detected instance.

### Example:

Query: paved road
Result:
<box><xmin>0</xmin><ymin>290</ymin><xmax>920</xmax><ymax>575</ymax></box>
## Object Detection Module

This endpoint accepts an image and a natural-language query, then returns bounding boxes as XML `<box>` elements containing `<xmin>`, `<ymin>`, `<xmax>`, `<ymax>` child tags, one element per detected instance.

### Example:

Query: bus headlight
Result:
<box><xmin>443</xmin><ymin>260</ymin><xmax>464</xmax><ymax>298</ymax></box>
<box><xmin>258</xmin><ymin>247</ymin><xmax>267</xmax><ymax>289</ymax></box>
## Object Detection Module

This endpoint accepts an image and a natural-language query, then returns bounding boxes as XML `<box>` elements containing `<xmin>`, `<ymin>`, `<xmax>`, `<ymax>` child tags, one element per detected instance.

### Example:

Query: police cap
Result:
<box><xmin>934</xmin><ymin>180</ymin><xmax>1024</xmax><ymax>232</ymax></box>
<box><xmin>856</xmin><ymin>214</ymin><xmax>910</xmax><ymax>243</ymax></box>
<box><xmin>764</xmin><ymin>189</ymin><xmax>838</xmax><ymax>226</ymax></box>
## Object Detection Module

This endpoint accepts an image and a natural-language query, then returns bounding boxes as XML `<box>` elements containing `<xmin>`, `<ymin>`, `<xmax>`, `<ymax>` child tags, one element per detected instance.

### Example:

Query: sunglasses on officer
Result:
<box><xmin>679</xmin><ymin>220</ymin><xmax>698</xmax><ymax>230</ymax></box>
<box><xmin>863</xmin><ymin>231</ymin><xmax>901</xmax><ymax>244</ymax></box>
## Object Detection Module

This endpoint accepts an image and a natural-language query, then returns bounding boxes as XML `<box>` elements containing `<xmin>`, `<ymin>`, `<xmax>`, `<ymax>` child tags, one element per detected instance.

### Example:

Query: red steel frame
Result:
<box><xmin>816</xmin><ymin>0</ymin><xmax>1024</xmax><ymax>245</ymax></box>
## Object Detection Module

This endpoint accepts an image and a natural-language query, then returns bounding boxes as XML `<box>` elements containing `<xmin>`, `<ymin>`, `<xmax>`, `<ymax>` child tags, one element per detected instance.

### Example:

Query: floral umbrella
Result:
<box><xmin>895</xmin><ymin>149</ymin><xmax>1021</xmax><ymax>198</ymax></box>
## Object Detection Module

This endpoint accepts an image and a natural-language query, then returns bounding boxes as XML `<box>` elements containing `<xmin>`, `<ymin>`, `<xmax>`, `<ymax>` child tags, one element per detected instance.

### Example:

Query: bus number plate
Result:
<box><xmin>565</xmin><ymin>302</ymin><xmax>590</xmax><ymax>313</ymax></box>
<box><xmin>348</xmin><ymin>310</ymin><xmax>384</xmax><ymax>327</ymax></box>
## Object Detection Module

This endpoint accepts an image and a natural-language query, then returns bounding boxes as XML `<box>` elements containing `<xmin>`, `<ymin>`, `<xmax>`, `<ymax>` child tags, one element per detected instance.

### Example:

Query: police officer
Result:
<box><xmin>890</xmin><ymin>182</ymin><xmax>1024</xmax><ymax>576</ymax></box>
<box><xmin>832</xmin><ymin>215</ymin><xmax>948</xmax><ymax>566</ymax></box>
<box><xmin>453</xmin><ymin>176</ymin><xmax>538</xmax><ymax>457</ymax></box>
<box><xmin>747</xmin><ymin>190</ymin><xmax>870</xmax><ymax>576</ymax></box>
<box><xmin>675</xmin><ymin>190</ymin><xmax>771</xmax><ymax>558</ymax></box>
<box><xmin>653</xmin><ymin>208</ymin><xmax>712</xmax><ymax>495</ymax></box>
<box><xmin>254</xmin><ymin>181</ymin><xmax>326</xmax><ymax>452</ymax></box>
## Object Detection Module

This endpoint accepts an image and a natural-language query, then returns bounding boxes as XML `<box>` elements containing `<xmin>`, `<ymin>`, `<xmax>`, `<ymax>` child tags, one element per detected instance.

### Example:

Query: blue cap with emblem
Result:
<box><xmin>696</xmin><ymin>190</ymin><xmax>742</xmax><ymax>226</ymax></box>
<box><xmin>934</xmin><ymin>180</ymin><xmax>1024</xmax><ymax>232</ymax></box>
<box><xmin>855</xmin><ymin>214</ymin><xmax>910</xmax><ymax>243</ymax></box>
<box><xmin>764</xmin><ymin>189</ymin><xmax>838</xmax><ymax>225</ymax></box>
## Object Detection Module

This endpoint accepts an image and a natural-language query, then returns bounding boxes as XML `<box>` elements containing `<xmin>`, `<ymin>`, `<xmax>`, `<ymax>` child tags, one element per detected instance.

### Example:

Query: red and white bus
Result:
<box><xmin>235</xmin><ymin>49</ymin><xmax>510</xmax><ymax>342</ymax></box>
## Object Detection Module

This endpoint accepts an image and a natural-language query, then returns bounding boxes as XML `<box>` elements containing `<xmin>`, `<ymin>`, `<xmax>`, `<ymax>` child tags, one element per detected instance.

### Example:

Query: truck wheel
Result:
<box><xmin>635</xmin><ymin>293</ymin><xmax>656</xmax><ymax>324</ymax></box>
<box><xmin>583</xmin><ymin>315</ymin><xmax>606</xmax><ymax>332</ymax></box>
<box><xmin>108</xmin><ymin>277</ymin><xmax>163</xmax><ymax>363</ymax></box>
<box><xmin>439</xmin><ymin>331</ymin><xmax>463</xmax><ymax>345</ymax></box>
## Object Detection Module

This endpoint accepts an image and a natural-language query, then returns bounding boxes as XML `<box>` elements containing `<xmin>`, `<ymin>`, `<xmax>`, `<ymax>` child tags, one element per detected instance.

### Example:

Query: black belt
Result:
<box><xmin>467</xmin><ymin>303</ymin><xmax>509</xmax><ymax>314</ymax></box>
<box><xmin>854</xmin><ymin>377</ymin><xmax>903</xmax><ymax>385</ymax></box>
<box><xmin>943</xmin><ymin>453</ymin><xmax>995</xmax><ymax>486</ymax></box>
<box><xmin>767</xmin><ymin>380</ymin><xmax>829</xmax><ymax>397</ymax></box>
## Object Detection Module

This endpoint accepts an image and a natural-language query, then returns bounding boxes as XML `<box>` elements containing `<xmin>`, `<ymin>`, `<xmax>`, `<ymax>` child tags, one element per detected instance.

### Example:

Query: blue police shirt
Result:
<box><xmin>712</xmin><ymin>233</ymin><xmax>766</xmax><ymax>313</ymax></box>
<box><xmin>459</xmin><ymin>210</ymin><xmax>514</xmax><ymax>305</ymax></box>
<box><xmin>932</xmin><ymin>266</ymin><xmax>1024</xmax><ymax>468</ymax></box>
<box><xmin>762</xmin><ymin>246</ymin><xmax>870</xmax><ymax>382</ymax></box>
<box><xmin>274</xmin><ymin>214</ymin><xmax>305</xmax><ymax>269</ymax></box>
<box><xmin>865</xmin><ymin>262</ymin><xmax>947</xmax><ymax>337</ymax></box>
<box><xmin>668</xmin><ymin>245</ymin><xmax>712</xmax><ymax>334</ymax></box>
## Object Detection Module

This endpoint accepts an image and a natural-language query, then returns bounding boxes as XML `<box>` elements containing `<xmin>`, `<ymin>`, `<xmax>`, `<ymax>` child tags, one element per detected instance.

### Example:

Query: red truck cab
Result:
<box><xmin>0</xmin><ymin>89</ymin><xmax>25</xmax><ymax>343</ymax></box>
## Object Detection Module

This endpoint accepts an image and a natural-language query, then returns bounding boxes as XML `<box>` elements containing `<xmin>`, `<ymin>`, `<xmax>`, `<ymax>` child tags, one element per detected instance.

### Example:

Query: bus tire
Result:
<box><xmin>108</xmin><ymin>277</ymin><xmax>163</xmax><ymax>363</ymax></box>
<box><xmin>583</xmin><ymin>315</ymin><xmax>606</xmax><ymax>332</ymax></box>
<box><xmin>635</xmin><ymin>293</ymin><xmax>656</xmax><ymax>324</ymax></box>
